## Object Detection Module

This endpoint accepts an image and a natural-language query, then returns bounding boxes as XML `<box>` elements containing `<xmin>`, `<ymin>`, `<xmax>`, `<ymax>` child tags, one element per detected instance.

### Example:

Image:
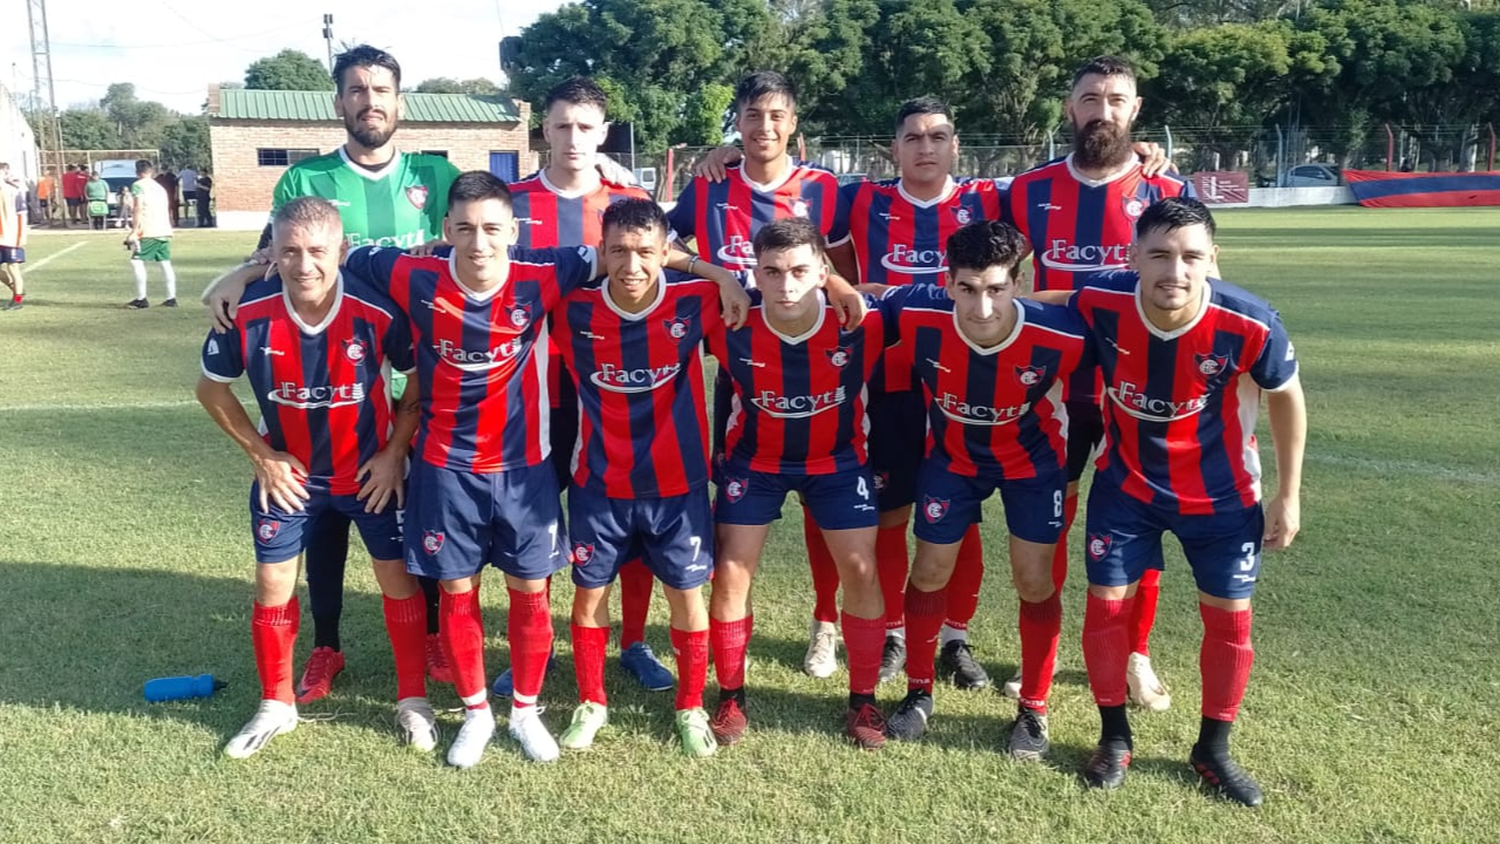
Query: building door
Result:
<box><xmin>488</xmin><ymin>151</ymin><xmax>519</xmax><ymax>182</ymax></box>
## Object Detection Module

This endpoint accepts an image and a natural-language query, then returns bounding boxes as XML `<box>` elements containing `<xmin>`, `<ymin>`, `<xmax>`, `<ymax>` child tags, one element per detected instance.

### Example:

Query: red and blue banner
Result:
<box><xmin>1344</xmin><ymin>169</ymin><xmax>1500</xmax><ymax>208</ymax></box>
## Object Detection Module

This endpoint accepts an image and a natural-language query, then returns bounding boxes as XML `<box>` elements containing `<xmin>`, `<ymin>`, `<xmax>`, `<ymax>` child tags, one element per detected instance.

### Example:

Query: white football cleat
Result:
<box><xmin>509</xmin><ymin>707</ymin><xmax>560</xmax><ymax>763</ymax></box>
<box><xmin>446</xmin><ymin>707</ymin><xmax>496</xmax><ymax>769</ymax></box>
<box><xmin>803</xmin><ymin>619</ymin><xmax>840</xmax><ymax>679</ymax></box>
<box><xmin>395</xmin><ymin>697</ymin><xmax>439</xmax><ymax>752</ymax></box>
<box><xmin>224</xmin><ymin>699</ymin><xmax>297</xmax><ymax>759</ymax></box>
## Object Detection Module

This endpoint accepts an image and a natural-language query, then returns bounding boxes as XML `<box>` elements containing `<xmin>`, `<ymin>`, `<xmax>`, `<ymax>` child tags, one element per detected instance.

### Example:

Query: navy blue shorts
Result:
<box><xmin>0</xmin><ymin>247</ymin><xmax>24</xmax><ymax>264</ymax></box>
<box><xmin>1065</xmin><ymin>399</ymin><xmax>1105</xmax><ymax>483</ymax></box>
<box><xmin>568</xmin><ymin>484</ymin><xmax>714</xmax><ymax>591</ymax></box>
<box><xmin>405</xmin><ymin>460</ymin><xmax>568</xmax><ymax>582</ymax></box>
<box><xmin>1083</xmin><ymin>478</ymin><xmax>1264</xmax><ymax>600</ymax></box>
<box><xmin>912</xmin><ymin>459</ymin><xmax>1066</xmax><ymax>546</ymax></box>
<box><xmin>248</xmin><ymin>483</ymin><xmax>403</xmax><ymax>564</ymax></box>
<box><xmin>866</xmin><ymin>390</ymin><xmax>926</xmax><ymax>512</ymax></box>
<box><xmin>715</xmin><ymin>461</ymin><xmax>879</xmax><ymax>530</ymax></box>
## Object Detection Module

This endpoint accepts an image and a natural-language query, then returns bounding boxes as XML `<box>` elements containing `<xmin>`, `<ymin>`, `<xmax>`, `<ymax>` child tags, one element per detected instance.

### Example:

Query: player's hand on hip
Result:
<box><xmin>693</xmin><ymin>146</ymin><xmax>742</xmax><ymax>182</ymax></box>
<box><xmin>356</xmin><ymin>448</ymin><xmax>407</xmax><ymax>513</ymax></box>
<box><xmin>253</xmin><ymin>451</ymin><xmax>311</xmax><ymax>513</ymax></box>
<box><xmin>1262</xmin><ymin>494</ymin><xmax>1300</xmax><ymax>551</ymax></box>
<box><xmin>1134</xmin><ymin>142</ymin><xmax>1171</xmax><ymax>178</ymax></box>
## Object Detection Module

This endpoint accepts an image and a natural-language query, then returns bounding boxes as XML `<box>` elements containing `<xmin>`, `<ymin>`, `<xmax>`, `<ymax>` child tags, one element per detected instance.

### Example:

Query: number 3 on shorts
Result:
<box><xmin>1238</xmin><ymin>541</ymin><xmax>1256</xmax><ymax>571</ymax></box>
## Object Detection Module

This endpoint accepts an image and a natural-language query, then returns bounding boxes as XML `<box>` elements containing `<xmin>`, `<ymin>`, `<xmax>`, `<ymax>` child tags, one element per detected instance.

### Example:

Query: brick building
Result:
<box><xmin>206</xmin><ymin>86</ymin><xmax>534</xmax><ymax>230</ymax></box>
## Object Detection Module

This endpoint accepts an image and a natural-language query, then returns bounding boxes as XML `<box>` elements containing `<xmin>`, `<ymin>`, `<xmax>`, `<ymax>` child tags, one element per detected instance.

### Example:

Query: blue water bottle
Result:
<box><xmin>144</xmin><ymin>674</ymin><xmax>227</xmax><ymax>702</ymax></box>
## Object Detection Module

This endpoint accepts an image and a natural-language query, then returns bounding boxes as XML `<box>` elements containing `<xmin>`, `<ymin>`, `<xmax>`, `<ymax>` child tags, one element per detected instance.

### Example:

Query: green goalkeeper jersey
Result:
<box><xmin>270</xmin><ymin>147</ymin><xmax>460</xmax><ymax>249</ymax></box>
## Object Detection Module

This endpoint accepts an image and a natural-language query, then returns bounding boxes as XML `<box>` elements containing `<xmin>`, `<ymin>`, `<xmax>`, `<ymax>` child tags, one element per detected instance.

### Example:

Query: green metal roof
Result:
<box><xmin>214</xmin><ymin>88</ymin><xmax>519</xmax><ymax>123</ymax></box>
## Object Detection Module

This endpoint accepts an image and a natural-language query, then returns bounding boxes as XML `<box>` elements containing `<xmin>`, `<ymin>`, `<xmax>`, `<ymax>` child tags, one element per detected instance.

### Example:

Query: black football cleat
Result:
<box><xmin>1083</xmin><ymin>742</ymin><xmax>1132</xmax><ymax>789</ymax></box>
<box><xmin>939</xmin><ymin>640</ymin><xmax>991</xmax><ymax>690</ymax></box>
<box><xmin>884</xmin><ymin>689</ymin><xmax>933</xmax><ymax>741</ymax></box>
<box><xmin>1190</xmin><ymin>746</ymin><xmax>1264</xmax><ymax>807</ymax></box>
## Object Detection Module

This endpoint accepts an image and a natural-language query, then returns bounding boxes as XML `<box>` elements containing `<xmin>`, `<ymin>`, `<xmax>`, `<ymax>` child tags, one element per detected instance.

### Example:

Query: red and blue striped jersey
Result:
<box><xmin>342</xmin><ymin>244</ymin><xmax>599</xmax><ymax>474</ymax></box>
<box><xmin>201</xmin><ymin>274</ymin><xmax>414</xmax><ymax>495</ymax></box>
<box><xmin>1005</xmin><ymin>156</ymin><xmax>1196</xmax><ymax>294</ymax></box>
<box><xmin>708</xmin><ymin>293</ymin><xmax>883</xmax><ymax>475</ymax></box>
<box><xmin>510</xmin><ymin>171</ymin><xmax>651</xmax><ymax>250</ymax></box>
<box><xmin>876</xmin><ymin>285</ymin><xmax>1086</xmax><ymax>479</ymax></box>
<box><xmin>556</xmin><ymin>271</ymin><xmax>722</xmax><ymax>498</ymax></box>
<box><xmin>1070</xmin><ymin>271</ymin><xmax>1299</xmax><ymax>515</ymax></box>
<box><xmin>829</xmin><ymin>177</ymin><xmax>1005</xmax><ymax>392</ymax></box>
<box><xmin>509</xmin><ymin>172</ymin><xmax>651</xmax><ymax>406</ymax></box>
<box><xmin>666</xmin><ymin>160</ymin><xmax>839</xmax><ymax>269</ymax></box>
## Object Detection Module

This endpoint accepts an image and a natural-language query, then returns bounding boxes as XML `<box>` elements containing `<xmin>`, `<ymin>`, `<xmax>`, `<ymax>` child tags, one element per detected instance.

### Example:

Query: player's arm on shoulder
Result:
<box><xmin>1027</xmin><ymin>290</ymin><xmax>1071</xmax><ymax>305</ymax></box>
<box><xmin>202</xmin><ymin>261</ymin><xmax>275</xmax><ymax>333</ymax></box>
<box><xmin>341</xmin><ymin>245</ymin><xmax>407</xmax><ymax>296</ymax></box>
<box><xmin>686</xmin><ymin>260</ymin><xmax>749</xmax><ymax>330</ymax></box>
<box><xmin>692</xmin><ymin>146</ymin><xmax>742</xmax><ymax>182</ymax></box>
<box><xmin>195</xmin><ymin>370</ymin><xmax>310</xmax><ymax>514</ymax></box>
<box><xmin>823</xmin><ymin>271</ymin><xmax>866</xmax><ymax>330</ymax></box>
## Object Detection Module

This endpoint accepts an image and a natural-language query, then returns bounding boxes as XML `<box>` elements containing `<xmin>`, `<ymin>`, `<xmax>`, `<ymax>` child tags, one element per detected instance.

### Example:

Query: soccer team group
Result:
<box><xmin>194</xmin><ymin>45</ymin><xmax>1305</xmax><ymax>807</ymax></box>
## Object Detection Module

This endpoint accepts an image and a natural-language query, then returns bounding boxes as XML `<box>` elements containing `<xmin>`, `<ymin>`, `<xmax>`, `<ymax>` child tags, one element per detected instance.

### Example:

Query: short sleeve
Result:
<box><xmin>1177</xmin><ymin>174</ymin><xmax>1199</xmax><ymax>200</ymax></box>
<box><xmin>269</xmin><ymin>170</ymin><xmax>298</xmax><ymax>214</ymax></box>
<box><xmin>874</xmin><ymin>285</ymin><xmax>915</xmax><ymax>348</ymax></box>
<box><xmin>201</xmin><ymin>328</ymin><xmax>244</xmax><ymax>382</ymax></box>
<box><xmin>1250</xmin><ymin>311</ymin><xmax>1298</xmax><ymax>392</ymax></box>
<box><xmin>342</xmin><ymin>246</ymin><xmax>406</xmax><ymax>298</ymax></box>
<box><xmin>665</xmin><ymin>180</ymin><xmax>697</xmax><ymax>242</ymax></box>
<box><xmin>827</xmin><ymin>181</ymin><xmax>860</xmax><ymax>247</ymax></box>
<box><xmin>383</xmin><ymin>314</ymin><xmax>416</xmax><ymax>374</ymax></box>
<box><xmin>555</xmin><ymin>245</ymin><xmax>600</xmax><ymax>295</ymax></box>
<box><xmin>129</xmin><ymin>182</ymin><xmax>144</xmax><ymax>197</ymax></box>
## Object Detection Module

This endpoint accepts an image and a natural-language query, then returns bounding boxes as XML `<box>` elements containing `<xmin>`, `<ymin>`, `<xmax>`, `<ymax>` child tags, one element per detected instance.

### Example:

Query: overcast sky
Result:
<box><xmin>3</xmin><ymin>0</ymin><xmax>568</xmax><ymax>114</ymax></box>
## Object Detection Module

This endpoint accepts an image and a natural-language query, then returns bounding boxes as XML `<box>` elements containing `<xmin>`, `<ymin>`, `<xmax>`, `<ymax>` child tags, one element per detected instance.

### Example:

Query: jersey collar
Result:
<box><xmin>737</xmin><ymin>156</ymin><xmax>798</xmax><ymax>194</ymax></box>
<box><xmin>446</xmin><ymin>252</ymin><xmax>506</xmax><ymax>302</ymax></box>
<box><xmin>764</xmin><ymin>289</ymin><xmax>827</xmax><ymax>344</ymax></box>
<box><xmin>896</xmin><ymin>176</ymin><xmax>956</xmax><ymax>209</ymax></box>
<box><xmin>1064</xmin><ymin>153</ymin><xmax>1136</xmax><ymax>189</ymax></box>
<box><xmin>603</xmin><ymin>272</ymin><xmax>667</xmax><ymax>320</ymax></box>
<box><xmin>1135</xmin><ymin>279</ymin><xmax>1211</xmax><ymax>341</ymax></box>
<box><xmin>953</xmin><ymin>298</ymin><xmax>1025</xmax><ymax>356</ymax></box>
<box><xmin>282</xmin><ymin>272</ymin><xmax>345</xmax><ymax>335</ymax></box>
<box><xmin>337</xmin><ymin>145</ymin><xmax>403</xmax><ymax>182</ymax></box>
<box><xmin>539</xmin><ymin>167</ymin><xmax>602</xmax><ymax>200</ymax></box>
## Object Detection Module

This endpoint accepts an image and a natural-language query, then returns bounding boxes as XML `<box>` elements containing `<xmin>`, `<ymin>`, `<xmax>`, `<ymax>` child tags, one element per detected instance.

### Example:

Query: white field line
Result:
<box><xmin>23</xmin><ymin>241</ymin><xmax>88</xmax><ymax>271</ymax></box>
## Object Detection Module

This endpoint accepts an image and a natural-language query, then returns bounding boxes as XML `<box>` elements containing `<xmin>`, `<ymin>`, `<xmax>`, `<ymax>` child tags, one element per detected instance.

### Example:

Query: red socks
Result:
<box><xmin>841</xmin><ymin>611</ymin><xmax>885</xmax><ymax>696</ymax></box>
<box><xmin>804</xmin><ymin>510</ymin><xmax>841</xmax><ymax>623</ymax></box>
<box><xmin>710</xmin><ymin>615</ymin><xmax>753</xmax><ymax>690</ymax></box>
<box><xmin>251</xmin><ymin>597</ymin><xmax>299</xmax><ymax>703</ymax></box>
<box><xmin>571</xmin><ymin>623</ymin><xmax>609</xmax><ymax>706</ymax></box>
<box><xmin>1017</xmin><ymin>594</ymin><xmax>1062</xmax><ymax>713</ymax></box>
<box><xmin>382</xmin><ymin>593</ymin><xmax>428</xmax><ymax>701</ymax></box>
<box><xmin>944</xmin><ymin>524</ymin><xmax>984</xmax><ymax>629</ymax></box>
<box><xmin>440</xmin><ymin>589</ymin><xmax>488</xmax><ymax>708</ymax></box>
<box><xmin>1200</xmin><ymin>604</ymin><xmax>1254</xmax><ymax>721</ymax></box>
<box><xmin>618</xmin><ymin>560</ymin><xmax>654</xmax><ymax>648</ymax></box>
<box><xmin>1052</xmin><ymin>492</ymin><xmax>1079</xmax><ymax>594</ymax></box>
<box><xmin>876</xmin><ymin>523</ymin><xmax>910</xmax><ymax>631</ymax></box>
<box><xmin>903</xmin><ymin>584</ymin><xmax>947</xmax><ymax>692</ymax></box>
<box><xmin>1129</xmin><ymin>568</ymin><xmax>1162</xmax><ymax>655</ymax></box>
<box><xmin>507</xmin><ymin>587</ymin><xmax>554</xmax><ymax>708</ymax></box>
<box><xmin>1081</xmin><ymin>593</ymin><xmax>1135</xmax><ymax>707</ymax></box>
<box><xmin>671</xmin><ymin>627</ymin><xmax>709</xmax><ymax>710</ymax></box>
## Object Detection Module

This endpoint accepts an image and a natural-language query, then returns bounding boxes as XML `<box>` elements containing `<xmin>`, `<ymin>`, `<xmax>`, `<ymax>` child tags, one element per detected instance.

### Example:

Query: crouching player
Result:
<box><xmin>706</xmin><ymin>217</ymin><xmax>891</xmax><ymax>749</ymax></box>
<box><xmin>870</xmin><ymin>221</ymin><xmax>1085</xmax><ymax>758</ymax></box>
<box><xmin>1072</xmin><ymin>198</ymin><xmax>1304</xmax><ymax>806</ymax></box>
<box><xmin>196</xmin><ymin>196</ymin><xmax>436</xmax><ymax>758</ymax></box>
<box><xmin>553</xmin><ymin>199</ymin><xmax>747</xmax><ymax>756</ymax></box>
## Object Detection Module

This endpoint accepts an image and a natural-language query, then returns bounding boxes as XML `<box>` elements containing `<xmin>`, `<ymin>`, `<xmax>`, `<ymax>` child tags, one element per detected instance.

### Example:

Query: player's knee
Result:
<box><xmin>254</xmin><ymin>559</ymin><xmax>299</xmax><ymax>605</ymax></box>
<box><xmin>370</xmin><ymin>558</ymin><xmax>418</xmax><ymax>599</ymax></box>
<box><xmin>1013</xmin><ymin>568</ymin><xmax>1054</xmax><ymax>604</ymax></box>
<box><xmin>1087</xmin><ymin>582</ymin><xmax>1132</xmax><ymax>601</ymax></box>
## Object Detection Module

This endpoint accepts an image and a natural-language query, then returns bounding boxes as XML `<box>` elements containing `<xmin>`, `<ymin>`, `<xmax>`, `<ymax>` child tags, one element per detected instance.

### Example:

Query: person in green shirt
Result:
<box><xmin>85</xmin><ymin>171</ymin><xmax>109</xmax><ymax>230</ymax></box>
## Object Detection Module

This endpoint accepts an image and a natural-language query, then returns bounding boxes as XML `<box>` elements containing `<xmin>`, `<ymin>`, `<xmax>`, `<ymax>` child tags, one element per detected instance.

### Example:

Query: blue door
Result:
<box><xmin>489</xmin><ymin>151</ymin><xmax>519</xmax><ymax>182</ymax></box>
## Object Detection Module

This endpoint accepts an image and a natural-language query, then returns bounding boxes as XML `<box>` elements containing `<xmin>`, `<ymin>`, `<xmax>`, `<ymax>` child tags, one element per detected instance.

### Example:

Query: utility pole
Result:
<box><xmin>323</xmin><ymin>14</ymin><xmax>336</xmax><ymax>74</ymax></box>
<box><xmin>26</xmin><ymin>0</ymin><xmax>65</xmax><ymax>184</ymax></box>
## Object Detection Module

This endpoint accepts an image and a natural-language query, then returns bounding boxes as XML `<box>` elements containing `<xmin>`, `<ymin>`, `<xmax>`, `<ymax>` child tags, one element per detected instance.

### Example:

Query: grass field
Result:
<box><xmin>0</xmin><ymin>207</ymin><xmax>1497</xmax><ymax>843</ymax></box>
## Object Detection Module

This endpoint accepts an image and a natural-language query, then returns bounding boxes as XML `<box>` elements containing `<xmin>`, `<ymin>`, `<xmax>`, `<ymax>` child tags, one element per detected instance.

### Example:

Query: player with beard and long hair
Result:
<box><xmin>208</xmin><ymin>44</ymin><xmax>462</xmax><ymax>708</ymax></box>
<box><xmin>1003</xmin><ymin>56</ymin><xmax>1196</xmax><ymax>714</ymax></box>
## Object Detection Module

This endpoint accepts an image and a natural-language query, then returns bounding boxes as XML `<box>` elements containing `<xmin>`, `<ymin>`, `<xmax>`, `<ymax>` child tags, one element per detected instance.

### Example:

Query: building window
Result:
<box><xmin>257</xmin><ymin>148</ymin><xmax>319</xmax><ymax>167</ymax></box>
<box><xmin>419</xmin><ymin>150</ymin><xmax>449</xmax><ymax>159</ymax></box>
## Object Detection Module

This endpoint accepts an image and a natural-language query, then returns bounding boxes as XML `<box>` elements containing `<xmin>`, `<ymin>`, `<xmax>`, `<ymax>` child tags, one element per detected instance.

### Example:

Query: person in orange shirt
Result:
<box><xmin>0</xmin><ymin>162</ymin><xmax>27</xmax><ymax>310</ymax></box>
<box><xmin>36</xmin><ymin>166</ymin><xmax>57</xmax><ymax>226</ymax></box>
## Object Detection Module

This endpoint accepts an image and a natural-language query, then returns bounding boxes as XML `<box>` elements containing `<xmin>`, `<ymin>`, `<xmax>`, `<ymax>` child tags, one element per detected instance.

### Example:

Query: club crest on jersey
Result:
<box><xmin>1122</xmin><ymin>196</ymin><xmax>1145</xmax><ymax>219</ymax></box>
<box><xmin>953</xmin><ymin>206</ymin><xmax>972</xmax><ymax>225</ymax></box>
<box><xmin>724</xmin><ymin>477</ymin><xmax>749</xmax><ymax>503</ymax></box>
<box><xmin>344</xmin><ymin>339</ymin><xmax>368</xmax><ymax>363</ymax></box>
<box><xmin>572</xmin><ymin>542</ymin><xmax>595</xmax><ymax>565</ymax></box>
<box><xmin>664</xmin><ymin>316</ymin><xmax>693</xmax><ymax>341</ymax></box>
<box><xmin>256</xmin><ymin>520</ymin><xmax>280</xmax><ymax>543</ymax></box>
<box><xmin>1015</xmin><ymin>365</ymin><xmax>1047</xmax><ymax>387</ymax></box>
<box><xmin>1195</xmin><ymin>352</ymin><xmax>1234</xmax><ymax>378</ymax></box>
<box><xmin>1088</xmin><ymin>534</ymin><xmax>1113</xmax><ymax>560</ymax></box>
<box><xmin>423</xmin><ymin>530</ymin><xmax>445</xmax><ymax>555</ymax></box>
<box><xmin>922</xmin><ymin>496</ymin><xmax>950</xmax><ymax>523</ymax></box>
<box><xmin>508</xmin><ymin>304</ymin><xmax>533</xmax><ymax>329</ymax></box>
<box><xmin>792</xmin><ymin>200</ymin><xmax>809</xmax><ymax>218</ymax></box>
<box><xmin>406</xmin><ymin>186</ymin><xmax>428</xmax><ymax>210</ymax></box>
<box><xmin>826</xmin><ymin>345</ymin><xmax>853</xmax><ymax>368</ymax></box>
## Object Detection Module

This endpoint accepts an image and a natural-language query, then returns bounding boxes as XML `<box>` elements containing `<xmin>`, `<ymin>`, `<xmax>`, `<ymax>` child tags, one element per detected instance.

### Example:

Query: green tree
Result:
<box><xmin>245</xmin><ymin>49</ymin><xmax>334</xmax><ymax>91</ymax></box>
<box><xmin>681</xmin><ymin>83</ymin><xmax>736</xmax><ymax>145</ymax></box>
<box><xmin>158</xmin><ymin>116</ymin><xmax>211</xmax><ymax>169</ymax></box>
<box><xmin>414</xmin><ymin>77</ymin><xmax>502</xmax><ymax>95</ymax></box>
<box><xmin>58</xmin><ymin>109</ymin><xmax>123</xmax><ymax>150</ymax></box>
